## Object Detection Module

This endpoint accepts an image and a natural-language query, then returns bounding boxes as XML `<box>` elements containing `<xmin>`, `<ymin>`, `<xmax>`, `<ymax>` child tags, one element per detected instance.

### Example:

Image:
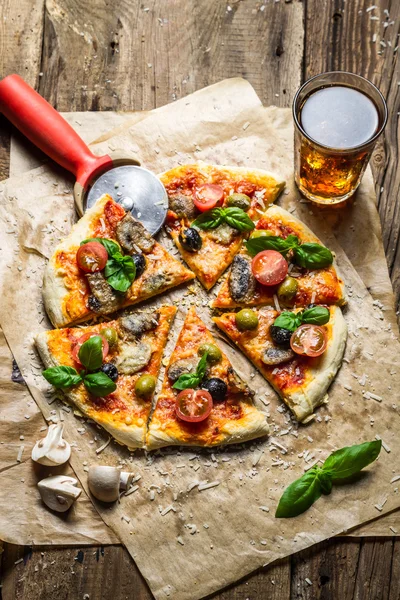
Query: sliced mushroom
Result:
<box><xmin>115</xmin><ymin>341</ymin><xmax>152</xmax><ymax>375</ymax></box>
<box><xmin>116</xmin><ymin>213</ymin><xmax>155</xmax><ymax>254</ymax></box>
<box><xmin>87</xmin><ymin>272</ymin><xmax>122</xmax><ymax>313</ymax></box>
<box><xmin>209</xmin><ymin>223</ymin><xmax>239</xmax><ymax>245</ymax></box>
<box><xmin>169</xmin><ymin>193</ymin><xmax>197</xmax><ymax>220</ymax></box>
<box><xmin>31</xmin><ymin>423</ymin><xmax>71</xmax><ymax>466</ymax></box>
<box><xmin>262</xmin><ymin>346</ymin><xmax>295</xmax><ymax>366</ymax></box>
<box><xmin>120</xmin><ymin>311</ymin><xmax>159</xmax><ymax>339</ymax></box>
<box><xmin>226</xmin><ymin>366</ymin><xmax>254</xmax><ymax>397</ymax></box>
<box><xmin>167</xmin><ymin>358</ymin><xmax>198</xmax><ymax>383</ymax></box>
<box><xmin>38</xmin><ymin>476</ymin><xmax>81</xmax><ymax>513</ymax></box>
<box><xmin>229</xmin><ymin>255</ymin><xmax>256</xmax><ymax>302</ymax></box>
<box><xmin>88</xmin><ymin>465</ymin><xmax>134</xmax><ymax>502</ymax></box>
<box><xmin>140</xmin><ymin>273</ymin><xmax>173</xmax><ymax>295</ymax></box>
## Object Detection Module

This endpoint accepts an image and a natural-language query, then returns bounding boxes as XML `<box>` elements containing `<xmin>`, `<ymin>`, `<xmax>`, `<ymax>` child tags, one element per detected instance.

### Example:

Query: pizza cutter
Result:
<box><xmin>0</xmin><ymin>74</ymin><xmax>167</xmax><ymax>235</ymax></box>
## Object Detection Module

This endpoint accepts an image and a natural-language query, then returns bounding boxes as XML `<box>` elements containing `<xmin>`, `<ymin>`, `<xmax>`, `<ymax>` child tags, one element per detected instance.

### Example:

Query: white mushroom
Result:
<box><xmin>88</xmin><ymin>465</ymin><xmax>134</xmax><ymax>502</ymax></box>
<box><xmin>38</xmin><ymin>475</ymin><xmax>81</xmax><ymax>513</ymax></box>
<box><xmin>31</xmin><ymin>423</ymin><xmax>71</xmax><ymax>466</ymax></box>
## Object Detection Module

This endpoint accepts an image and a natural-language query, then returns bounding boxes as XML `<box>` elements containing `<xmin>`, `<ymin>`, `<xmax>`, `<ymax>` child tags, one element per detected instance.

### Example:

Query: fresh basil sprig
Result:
<box><xmin>245</xmin><ymin>234</ymin><xmax>333</xmax><ymax>270</ymax></box>
<box><xmin>43</xmin><ymin>337</ymin><xmax>116</xmax><ymax>398</ymax></box>
<box><xmin>275</xmin><ymin>440</ymin><xmax>382</xmax><ymax>518</ymax></box>
<box><xmin>273</xmin><ymin>306</ymin><xmax>330</xmax><ymax>332</ymax></box>
<box><xmin>173</xmin><ymin>352</ymin><xmax>209</xmax><ymax>390</ymax></box>
<box><xmin>81</xmin><ymin>237</ymin><xmax>136</xmax><ymax>292</ymax></box>
<box><xmin>192</xmin><ymin>207</ymin><xmax>255</xmax><ymax>232</ymax></box>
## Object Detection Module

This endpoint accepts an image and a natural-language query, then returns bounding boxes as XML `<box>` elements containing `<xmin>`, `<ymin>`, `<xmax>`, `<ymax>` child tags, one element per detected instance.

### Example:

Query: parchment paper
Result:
<box><xmin>9</xmin><ymin>108</ymin><xmax>400</xmax><ymax>543</ymax></box>
<box><xmin>0</xmin><ymin>79</ymin><xmax>399</xmax><ymax>600</ymax></box>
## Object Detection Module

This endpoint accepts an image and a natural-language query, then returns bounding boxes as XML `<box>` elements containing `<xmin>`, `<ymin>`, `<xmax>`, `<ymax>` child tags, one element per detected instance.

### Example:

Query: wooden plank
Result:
<box><xmin>0</xmin><ymin>0</ymin><xmax>45</xmax><ymax>180</ymax></box>
<box><xmin>304</xmin><ymin>0</ymin><xmax>400</xmax><ymax>314</ymax></box>
<box><xmin>38</xmin><ymin>0</ymin><xmax>303</xmax><ymax>110</ymax></box>
<box><xmin>290</xmin><ymin>539</ymin><xmax>361</xmax><ymax>599</ymax></box>
<box><xmin>0</xmin><ymin>545</ymin><xmax>291</xmax><ymax>600</ymax></box>
<box><xmin>1</xmin><ymin>545</ymin><xmax>151</xmax><ymax>600</ymax></box>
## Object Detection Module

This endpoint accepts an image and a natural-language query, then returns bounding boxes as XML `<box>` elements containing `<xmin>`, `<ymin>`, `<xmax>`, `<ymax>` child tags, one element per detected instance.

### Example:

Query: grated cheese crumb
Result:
<box><xmin>96</xmin><ymin>437</ymin><xmax>111</xmax><ymax>454</ymax></box>
<box><xmin>198</xmin><ymin>481</ymin><xmax>220</xmax><ymax>491</ymax></box>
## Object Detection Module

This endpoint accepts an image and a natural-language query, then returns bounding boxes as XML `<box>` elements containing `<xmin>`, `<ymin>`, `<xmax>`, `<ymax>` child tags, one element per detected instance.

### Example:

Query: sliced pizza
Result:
<box><xmin>160</xmin><ymin>163</ymin><xmax>285</xmax><ymax>290</ymax></box>
<box><xmin>212</xmin><ymin>204</ymin><xmax>346</xmax><ymax>309</ymax></box>
<box><xmin>213</xmin><ymin>305</ymin><xmax>347</xmax><ymax>422</ymax></box>
<box><xmin>36</xmin><ymin>305</ymin><xmax>176</xmax><ymax>449</ymax></box>
<box><xmin>43</xmin><ymin>194</ymin><xmax>194</xmax><ymax>328</ymax></box>
<box><xmin>146</xmin><ymin>307</ymin><xmax>270</xmax><ymax>449</ymax></box>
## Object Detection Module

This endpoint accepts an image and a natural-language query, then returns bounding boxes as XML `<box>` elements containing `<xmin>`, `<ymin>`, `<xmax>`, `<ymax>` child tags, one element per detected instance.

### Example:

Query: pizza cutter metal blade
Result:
<box><xmin>0</xmin><ymin>74</ymin><xmax>167</xmax><ymax>235</ymax></box>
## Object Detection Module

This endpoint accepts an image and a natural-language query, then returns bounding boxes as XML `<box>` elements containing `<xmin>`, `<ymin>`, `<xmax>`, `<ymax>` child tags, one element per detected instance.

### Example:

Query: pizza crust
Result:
<box><xmin>262</xmin><ymin>205</ymin><xmax>347</xmax><ymax>305</ymax></box>
<box><xmin>42</xmin><ymin>195</ymin><xmax>194</xmax><ymax>328</ymax></box>
<box><xmin>275</xmin><ymin>306</ymin><xmax>348</xmax><ymax>422</ymax></box>
<box><xmin>146</xmin><ymin>407</ymin><xmax>269</xmax><ymax>450</ymax></box>
<box><xmin>160</xmin><ymin>162</ymin><xmax>286</xmax><ymax>290</ymax></box>
<box><xmin>35</xmin><ymin>330</ymin><xmax>146</xmax><ymax>448</ymax></box>
<box><xmin>146</xmin><ymin>307</ymin><xmax>270</xmax><ymax>449</ymax></box>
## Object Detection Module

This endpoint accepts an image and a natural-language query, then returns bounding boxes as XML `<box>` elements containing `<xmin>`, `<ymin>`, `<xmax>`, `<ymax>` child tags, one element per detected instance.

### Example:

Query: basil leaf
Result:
<box><xmin>301</xmin><ymin>306</ymin><xmax>330</xmax><ymax>326</ymax></box>
<box><xmin>245</xmin><ymin>234</ymin><xmax>299</xmax><ymax>257</ymax></box>
<box><xmin>318</xmin><ymin>471</ymin><xmax>333</xmax><ymax>495</ymax></box>
<box><xmin>322</xmin><ymin>440</ymin><xmax>382</xmax><ymax>481</ymax></box>
<box><xmin>196</xmin><ymin>351</ymin><xmax>208</xmax><ymax>380</ymax></box>
<box><xmin>81</xmin><ymin>237</ymin><xmax>120</xmax><ymax>257</ymax></box>
<box><xmin>78</xmin><ymin>336</ymin><xmax>104</xmax><ymax>371</ymax></box>
<box><xmin>83</xmin><ymin>372</ymin><xmax>117</xmax><ymax>397</ymax></box>
<box><xmin>104</xmin><ymin>253</ymin><xmax>136</xmax><ymax>292</ymax></box>
<box><xmin>172</xmin><ymin>352</ymin><xmax>209</xmax><ymax>390</ymax></box>
<box><xmin>43</xmin><ymin>366</ymin><xmax>82</xmax><ymax>388</ymax></box>
<box><xmin>294</xmin><ymin>243</ymin><xmax>333</xmax><ymax>269</ymax></box>
<box><xmin>275</xmin><ymin>467</ymin><xmax>323</xmax><ymax>518</ymax></box>
<box><xmin>273</xmin><ymin>311</ymin><xmax>302</xmax><ymax>332</ymax></box>
<box><xmin>223</xmin><ymin>207</ymin><xmax>255</xmax><ymax>232</ymax></box>
<box><xmin>172</xmin><ymin>373</ymin><xmax>201</xmax><ymax>391</ymax></box>
<box><xmin>192</xmin><ymin>208</ymin><xmax>224</xmax><ymax>230</ymax></box>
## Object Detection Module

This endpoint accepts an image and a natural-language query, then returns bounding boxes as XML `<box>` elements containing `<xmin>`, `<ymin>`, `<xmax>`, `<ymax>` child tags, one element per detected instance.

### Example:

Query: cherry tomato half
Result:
<box><xmin>72</xmin><ymin>333</ymin><xmax>109</xmax><ymax>365</ymax></box>
<box><xmin>290</xmin><ymin>324</ymin><xmax>328</xmax><ymax>357</ymax></box>
<box><xmin>76</xmin><ymin>242</ymin><xmax>108</xmax><ymax>273</ymax></box>
<box><xmin>251</xmin><ymin>250</ymin><xmax>288</xmax><ymax>286</ymax></box>
<box><xmin>194</xmin><ymin>184</ymin><xmax>224</xmax><ymax>212</ymax></box>
<box><xmin>175</xmin><ymin>389</ymin><xmax>213</xmax><ymax>423</ymax></box>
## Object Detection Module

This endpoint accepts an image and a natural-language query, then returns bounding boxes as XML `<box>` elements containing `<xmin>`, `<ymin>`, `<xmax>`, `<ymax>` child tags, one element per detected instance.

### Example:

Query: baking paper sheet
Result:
<box><xmin>0</xmin><ymin>79</ymin><xmax>399</xmax><ymax>599</ymax></box>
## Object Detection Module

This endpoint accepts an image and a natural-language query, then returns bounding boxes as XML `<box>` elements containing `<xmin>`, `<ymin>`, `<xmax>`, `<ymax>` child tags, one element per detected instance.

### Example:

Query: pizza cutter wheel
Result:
<box><xmin>0</xmin><ymin>74</ymin><xmax>167</xmax><ymax>235</ymax></box>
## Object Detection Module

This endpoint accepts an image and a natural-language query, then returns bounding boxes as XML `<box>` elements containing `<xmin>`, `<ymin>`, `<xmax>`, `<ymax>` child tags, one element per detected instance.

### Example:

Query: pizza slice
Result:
<box><xmin>160</xmin><ymin>163</ymin><xmax>285</xmax><ymax>290</ymax></box>
<box><xmin>213</xmin><ymin>305</ymin><xmax>347</xmax><ymax>422</ymax></box>
<box><xmin>36</xmin><ymin>305</ymin><xmax>176</xmax><ymax>449</ymax></box>
<box><xmin>212</xmin><ymin>204</ymin><xmax>346</xmax><ymax>309</ymax></box>
<box><xmin>43</xmin><ymin>194</ymin><xmax>194</xmax><ymax>328</ymax></box>
<box><xmin>146</xmin><ymin>307</ymin><xmax>270</xmax><ymax>449</ymax></box>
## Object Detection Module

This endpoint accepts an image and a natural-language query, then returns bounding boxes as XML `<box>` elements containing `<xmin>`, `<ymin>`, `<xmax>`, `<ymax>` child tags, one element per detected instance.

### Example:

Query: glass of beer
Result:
<box><xmin>293</xmin><ymin>71</ymin><xmax>387</xmax><ymax>205</ymax></box>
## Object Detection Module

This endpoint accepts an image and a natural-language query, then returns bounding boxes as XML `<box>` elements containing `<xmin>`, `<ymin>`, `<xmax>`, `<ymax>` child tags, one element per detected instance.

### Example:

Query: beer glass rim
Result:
<box><xmin>292</xmin><ymin>71</ymin><xmax>388</xmax><ymax>153</ymax></box>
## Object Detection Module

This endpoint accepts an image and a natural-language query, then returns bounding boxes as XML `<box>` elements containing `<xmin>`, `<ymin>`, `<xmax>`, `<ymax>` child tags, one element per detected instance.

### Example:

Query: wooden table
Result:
<box><xmin>0</xmin><ymin>1</ymin><xmax>399</xmax><ymax>598</ymax></box>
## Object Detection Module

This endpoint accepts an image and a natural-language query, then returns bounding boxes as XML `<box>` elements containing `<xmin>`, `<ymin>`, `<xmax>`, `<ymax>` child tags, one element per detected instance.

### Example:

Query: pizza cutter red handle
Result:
<box><xmin>0</xmin><ymin>74</ymin><xmax>112</xmax><ymax>188</ymax></box>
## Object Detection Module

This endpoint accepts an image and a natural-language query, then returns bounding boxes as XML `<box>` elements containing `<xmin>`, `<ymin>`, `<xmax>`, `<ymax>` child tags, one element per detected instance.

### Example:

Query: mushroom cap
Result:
<box><xmin>88</xmin><ymin>465</ymin><xmax>121</xmax><ymax>502</ymax></box>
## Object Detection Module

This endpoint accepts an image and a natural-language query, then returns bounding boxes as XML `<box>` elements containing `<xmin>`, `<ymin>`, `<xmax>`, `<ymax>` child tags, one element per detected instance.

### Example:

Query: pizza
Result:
<box><xmin>146</xmin><ymin>307</ymin><xmax>270</xmax><ymax>449</ymax></box>
<box><xmin>160</xmin><ymin>163</ymin><xmax>285</xmax><ymax>290</ymax></box>
<box><xmin>212</xmin><ymin>205</ymin><xmax>346</xmax><ymax>309</ymax></box>
<box><xmin>213</xmin><ymin>305</ymin><xmax>347</xmax><ymax>422</ymax></box>
<box><xmin>43</xmin><ymin>194</ymin><xmax>194</xmax><ymax>328</ymax></box>
<box><xmin>36</xmin><ymin>305</ymin><xmax>176</xmax><ymax>449</ymax></box>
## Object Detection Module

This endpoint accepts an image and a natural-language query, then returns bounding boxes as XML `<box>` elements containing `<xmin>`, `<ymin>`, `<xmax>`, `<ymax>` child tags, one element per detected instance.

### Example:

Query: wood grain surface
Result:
<box><xmin>0</xmin><ymin>0</ymin><xmax>399</xmax><ymax>599</ymax></box>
